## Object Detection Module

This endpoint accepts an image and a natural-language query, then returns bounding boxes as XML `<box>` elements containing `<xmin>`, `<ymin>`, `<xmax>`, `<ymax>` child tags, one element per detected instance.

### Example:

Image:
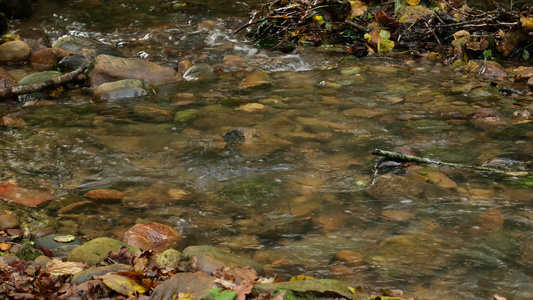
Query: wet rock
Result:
<box><xmin>30</xmin><ymin>48</ymin><xmax>71</xmax><ymax>71</ymax></box>
<box><xmin>52</xmin><ymin>36</ymin><xmax>104</xmax><ymax>51</ymax></box>
<box><xmin>223</xmin><ymin>127</ymin><xmax>291</xmax><ymax>159</ymax></box>
<box><xmin>0</xmin><ymin>0</ymin><xmax>32</xmax><ymax>19</ymax></box>
<box><xmin>67</xmin><ymin>237</ymin><xmax>141</xmax><ymax>265</ymax></box>
<box><xmin>426</xmin><ymin>172</ymin><xmax>458</xmax><ymax>188</ymax></box>
<box><xmin>87</xmin><ymin>54</ymin><xmax>181</xmax><ymax>88</ymax></box>
<box><xmin>72</xmin><ymin>264</ymin><xmax>133</xmax><ymax>285</ymax></box>
<box><xmin>13</xmin><ymin>28</ymin><xmax>51</xmax><ymax>52</ymax></box>
<box><xmin>253</xmin><ymin>279</ymin><xmax>357</xmax><ymax>299</ymax></box>
<box><xmin>181</xmin><ymin>245</ymin><xmax>264</xmax><ymax>275</ymax></box>
<box><xmin>177</xmin><ymin>60</ymin><xmax>193</xmax><ymax>74</ymax></box>
<box><xmin>381</xmin><ymin>209</ymin><xmax>415</xmax><ymax>221</ymax></box>
<box><xmin>182</xmin><ymin>63</ymin><xmax>218</xmax><ymax>81</ymax></box>
<box><xmin>240</xmin><ymin>71</ymin><xmax>272</xmax><ymax>89</ymax></box>
<box><xmin>133</xmin><ymin>103</ymin><xmax>174</xmax><ymax>122</ymax></box>
<box><xmin>482</xmin><ymin>153</ymin><xmax>533</xmax><ymax>171</ymax></box>
<box><xmin>0</xmin><ymin>116</ymin><xmax>27</xmax><ymax>128</ymax></box>
<box><xmin>95</xmin><ymin>135</ymin><xmax>141</xmax><ymax>153</ymax></box>
<box><xmin>216</xmin><ymin>234</ymin><xmax>262</xmax><ymax>250</ymax></box>
<box><xmin>366</xmin><ymin>173</ymin><xmax>425</xmax><ymax>201</ymax></box>
<box><xmin>479</xmin><ymin>209</ymin><xmax>504</xmax><ymax>230</ymax></box>
<box><xmin>333</xmin><ymin>250</ymin><xmax>363</xmax><ymax>265</ymax></box>
<box><xmin>152</xmin><ymin>272</ymin><xmax>214</xmax><ymax>300</ymax></box>
<box><xmin>174</xmin><ymin>109</ymin><xmax>199</xmax><ymax>123</ymax></box>
<box><xmin>255</xmin><ymin>216</ymin><xmax>313</xmax><ymax>238</ymax></box>
<box><xmin>59</xmin><ymin>45</ymin><xmax>124</xmax><ymax>71</ymax></box>
<box><xmin>34</xmin><ymin>233</ymin><xmax>82</xmax><ymax>249</ymax></box>
<box><xmin>236</xmin><ymin>103</ymin><xmax>265</xmax><ymax>112</ymax></box>
<box><xmin>365</xmin><ymin>233</ymin><xmax>445</xmax><ymax>276</ymax></box>
<box><xmin>0</xmin><ymin>40</ymin><xmax>32</xmax><ymax>63</ymax></box>
<box><xmin>528</xmin><ymin>77</ymin><xmax>533</xmax><ymax>90</ymax></box>
<box><xmin>33</xmin><ymin>233</ymin><xmax>83</xmax><ymax>258</ymax></box>
<box><xmin>92</xmin><ymin>79</ymin><xmax>156</xmax><ymax>101</ymax></box>
<box><xmin>0</xmin><ymin>66</ymin><xmax>16</xmax><ymax>88</ymax></box>
<box><xmin>83</xmin><ymin>189</ymin><xmax>125</xmax><ymax>204</ymax></box>
<box><xmin>0</xmin><ymin>183</ymin><xmax>55</xmax><ymax>208</ymax></box>
<box><xmin>18</xmin><ymin>70</ymin><xmax>63</xmax><ymax>85</ymax></box>
<box><xmin>122</xmin><ymin>222</ymin><xmax>182</xmax><ymax>254</ymax></box>
<box><xmin>156</xmin><ymin>249</ymin><xmax>182</xmax><ymax>268</ymax></box>
<box><xmin>467</xmin><ymin>60</ymin><xmax>508</xmax><ymax>79</ymax></box>
<box><xmin>121</xmin><ymin>184</ymin><xmax>172</xmax><ymax>208</ymax></box>
<box><xmin>0</xmin><ymin>212</ymin><xmax>19</xmax><ymax>230</ymax></box>
<box><xmin>219</xmin><ymin>54</ymin><xmax>248</xmax><ymax>70</ymax></box>
<box><xmin>213</xmin><ymin>176</ymin><xmax>281</xmax><ymax>213</ymax></box>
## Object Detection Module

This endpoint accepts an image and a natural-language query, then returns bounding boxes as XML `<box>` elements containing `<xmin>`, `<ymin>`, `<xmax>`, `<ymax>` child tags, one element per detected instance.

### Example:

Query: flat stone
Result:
<box><xmin>240</xmin><ymin>72</ymin><xmax>272</xmax><ymax>89</ymax></box>
<box><xmin>83</xmin><ymin>189</ymin><xmax>125</xmax><ymax>203</ymax></box>
<box><xmin>87</xmin><ymin>54</ymin><xmax>181</xmax><ymax>88</ymax></box>
<box><xmin>181</xmin><ymin>245</ymin><xmax>264</xmax><ymax>275</ymax></box>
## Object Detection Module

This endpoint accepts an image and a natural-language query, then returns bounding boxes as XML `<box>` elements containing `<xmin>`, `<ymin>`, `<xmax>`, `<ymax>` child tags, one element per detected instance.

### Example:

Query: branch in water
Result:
<box><xmin>0</xmin><ymin>66</ymin><xmax>86</xmax><ymax>99</ymax></box>
<box><xmin>372</xmin><ymin>148</ymin><xmax>505</xmax><ymax>174</ymax></box>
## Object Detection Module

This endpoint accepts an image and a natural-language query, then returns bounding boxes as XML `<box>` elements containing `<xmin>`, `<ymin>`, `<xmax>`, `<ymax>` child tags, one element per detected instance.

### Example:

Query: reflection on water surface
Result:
<box><xmin>2</xmin><ymin>0</ymin><xmax>533</xmax><ymax>299</ymax></box>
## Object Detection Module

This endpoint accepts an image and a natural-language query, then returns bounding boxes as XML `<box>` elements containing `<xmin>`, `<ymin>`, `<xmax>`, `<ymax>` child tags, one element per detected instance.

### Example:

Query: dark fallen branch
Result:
<box><xmin>372</xmin><ymin>149</ymin><xmax>505</xmax><ymax>173</ymax></box>
<box><xmin>0</xmin><ymin>66</ymin><xmax>86</xmax><ymax>99</ymax></box>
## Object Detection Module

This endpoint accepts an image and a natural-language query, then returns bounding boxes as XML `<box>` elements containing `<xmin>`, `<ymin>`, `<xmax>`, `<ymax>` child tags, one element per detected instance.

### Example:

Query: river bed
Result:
<box><xmin>2</xmin><ymin>0</ymin><xmax>533</xmax><ymax>299</ymax></box>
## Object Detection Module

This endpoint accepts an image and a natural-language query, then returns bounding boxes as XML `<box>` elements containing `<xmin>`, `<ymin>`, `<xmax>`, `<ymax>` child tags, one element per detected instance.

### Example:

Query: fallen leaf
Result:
<box><xmin>44</xmin><ymin>259</ymin><xmax>87</xmax><ymax>275</ymax></box>
<box><xmin>99</xmin><ymin>274</ymin><xmax>148</xmax><ymax>295</ymax></box>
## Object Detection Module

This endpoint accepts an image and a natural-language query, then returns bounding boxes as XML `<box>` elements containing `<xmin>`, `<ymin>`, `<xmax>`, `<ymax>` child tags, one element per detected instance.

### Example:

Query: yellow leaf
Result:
<box><xmin>378</xmin><ymin>30</ymin><xmax>394</xmax><ymax>54</ymax></box>
<box><xmin>178</xmin><ymin>293</ymin><xmax>194</xmax><ymax>300</ymax></box>
<box><xmin>100</xmin><ymin>274</ymin><xmax>148</xmax><ymax>295</ymax></box>
<box><xmin>350</xmin><ymin>1</ymin><xmax>368</xmax><ymax>18</ymax></box>
<box><xmin>406</xmin><ymin>0</ymin><xmax>420</xmax><ymax>5</ymax></box>
<box><xmin>290</xmin><ymin>275</ymin><xmax>314</xmax><ymax>281</ymax></box>
<box><xmin>313</xmin><ymin>15</ymin><xmax>324</xmax><ymax>25</ymax></box>
<box><xmin>521</xmin><ymin>16</ymin><xmax>533</xmax><ymax>33</ymax></box>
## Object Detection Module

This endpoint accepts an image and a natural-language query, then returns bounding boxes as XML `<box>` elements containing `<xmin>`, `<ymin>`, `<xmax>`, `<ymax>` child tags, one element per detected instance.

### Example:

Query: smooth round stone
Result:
<box><xmin>34</xmin><ymin>233</ymin><xmax>82</xmax><ymax>250</ymax></box>
<box><xmin>0</xmin><ymin>40</ymin><xmax>32</xmax><ymax>63</ymax></box>
<box><xmin>92</xmin><ymin>79</ymin><xmax>155</xmax><ymax>101</ymax></box>
<box><xmin>17</xmin><ymin>71</ymin><xmax>63</xmax><ymax>86</ymax></box>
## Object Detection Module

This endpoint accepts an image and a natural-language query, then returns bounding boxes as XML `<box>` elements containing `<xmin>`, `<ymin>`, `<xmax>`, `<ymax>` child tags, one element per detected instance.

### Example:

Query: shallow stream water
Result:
<box><xmin>2</xmin><ymin>0</ymin><xmax>533</xmax><ymax>299</ymax></box>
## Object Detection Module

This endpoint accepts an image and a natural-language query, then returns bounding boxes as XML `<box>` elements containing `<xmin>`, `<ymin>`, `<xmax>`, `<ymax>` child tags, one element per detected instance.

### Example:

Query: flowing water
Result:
<box><xmin>2</xmin><ymin>0</ymin><xmax>533</xmax><ymax>298</ymax></box>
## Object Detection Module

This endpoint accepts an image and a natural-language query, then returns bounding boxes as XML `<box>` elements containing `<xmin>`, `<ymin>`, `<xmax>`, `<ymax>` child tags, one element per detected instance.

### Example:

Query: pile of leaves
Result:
<box><xmin>236</xmin><ymin>0</ymin><xmax>533</xmax><ymax>64</ymax></box>
<box><xmin>0</xmin><ymin>246</ymin><xmax>409</xmax><ymax>300</ymax></box>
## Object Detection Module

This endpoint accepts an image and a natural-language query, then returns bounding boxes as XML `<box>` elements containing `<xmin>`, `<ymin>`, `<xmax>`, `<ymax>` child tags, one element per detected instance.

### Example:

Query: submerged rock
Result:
<box><xmin>253</xmin><ymin>279</ymin><xmax>358</xmax><ymax>299</ymax></box>
<box><xmin>122</xmin><ymin>222</ymin><xmax>182</xmax><ymax>254</ymax></box>
<box><xmin>223</xmin><ymin>127</ymin><xmax>292</xmax><ymax>159</ymax></box>
<box><xmin>59</xmin><ymin>45</ymin><xmax>124</xmax><ymax>71</ymax></box>
<box><xmin>52</xmin><ymin>36</ymin><xmax>104</xmax><ymax>51</ymax></box>
<box><xmin>87</xmin><ymin>54</ymin><xmax>181</xmax><ymax>88</ymax></box>
<box><xmin>0</xmin><ymin>40</ymin><xmax>32</xmax><ymax>63</ymax></box>
<box><xmin>92</xmin><ymin>79</ymin><xmax>156</xmax><ymax>101</ymax></box>
<box><xmin>181</xmin><ymin>245</ymin><xmax>264</xmax><ymax>275</ymax></box>
<box><xmin>67</xmin><ymin>237</ymin><xmax>141</xmax><ymax>265</ymax></box>
<box><xmin>240</xmin><ymin>71</ymin><xmax>272</xmax><ymax>89</ymax></box>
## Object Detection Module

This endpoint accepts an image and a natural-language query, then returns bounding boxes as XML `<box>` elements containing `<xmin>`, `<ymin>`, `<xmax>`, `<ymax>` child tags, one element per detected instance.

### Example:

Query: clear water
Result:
<box><xmin>2</xmin><ymin>0</ymin><xmax>533</xmax><ymax>299</ymax></box>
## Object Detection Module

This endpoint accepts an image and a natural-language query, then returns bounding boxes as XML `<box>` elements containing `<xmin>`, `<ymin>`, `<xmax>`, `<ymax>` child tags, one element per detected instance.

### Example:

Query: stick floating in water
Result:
<box><xmin>372</xmin><ymin>149</ymin><xmax>505</xmax><ymax>174</ymax></box>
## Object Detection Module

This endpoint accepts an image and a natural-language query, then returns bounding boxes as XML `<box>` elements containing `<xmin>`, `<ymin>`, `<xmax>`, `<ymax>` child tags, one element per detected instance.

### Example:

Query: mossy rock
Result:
<box><xmin>67</xmin><ymin>237</ymin><xmax>141</xmax><ymax>265</ymax></box>
<box><xmin>252</xmin><ymin>279</ymin><xmax>360</xmax><ymax>299</ymax></box>
<box><xmin>17</xmin><ymin>71</ymin><xmax>63</xmax><ymax>86</ymax></box>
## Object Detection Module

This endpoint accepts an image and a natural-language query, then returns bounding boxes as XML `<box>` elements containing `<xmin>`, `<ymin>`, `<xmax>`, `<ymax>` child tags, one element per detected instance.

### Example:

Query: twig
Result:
<box><xmin>372</xmin><ymin>149</ymin><xmax>505</xmax><ymax>173</ymax></box>
<box><xmin>0</xmin><ymin>66</ymin><xmax>86</xmax><ymax>99</ymax></box>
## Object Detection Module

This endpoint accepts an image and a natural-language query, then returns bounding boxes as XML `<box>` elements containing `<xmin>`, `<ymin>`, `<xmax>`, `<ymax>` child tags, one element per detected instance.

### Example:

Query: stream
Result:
<box><xmin>2</xmin><ymin>0</ymin><xmax>533</xmax><ymax>298</ymax></box>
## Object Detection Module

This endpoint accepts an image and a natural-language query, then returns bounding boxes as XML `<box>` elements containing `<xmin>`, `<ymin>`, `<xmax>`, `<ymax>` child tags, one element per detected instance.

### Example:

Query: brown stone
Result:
<box><xmin>0</xmin><ymin>41</ymin><xmax>32</xmax><ymax>63</ymax></box>
<box><xmin>0</xmin><ymin>213</ymin><xmax>19</xmax><ymax>231</ymax></box>
<box><xmin>426</xmin><ymin>172</ymin><xmax>457</xmax><ymax>188</ymax></box>
<box><xmin>0</xmin><ymin>116</ymin><xmax>27</xmax><ymax>128</ymax></box>
<box><xmin>334</xmin><ymin>250</ymin><xmax>363</xmax><ymax>265</ymax></box>
<box><xmin>381</xmin><ymin>209</ymin><xmax>415</xmax><ymax>221</ymax></box>
<box><xmin>0</xmin><ymin>67</ymin><xmax>16</xmax><ymax>89</ymax></box>
<box><xmin>240</xmin><ymin>72</ymin><xmax>272</xmax><ymax>89</ymax></box>
<box><xmin>479</xmin><ymin>209</ymin><xmax>504</xmax><ymax>230</ymax></box>
<box><xmin>122</xmin><ymin>222</ymin><xmax>182</xmax><ymax>253</ymax></box>
<box><xmin>30</xmin><ymin>48</ymin><xmax>72</xmax><ymax>71</ymax></box>
<box><xmin>83</xmin><ymin>189</ymin><xmax>125</xmax><ymax>203</ymax></box>
<box><xmin>528</xmin><ymin>76</ymin><xmax>533</xmax><ymax>90</ymax></box>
